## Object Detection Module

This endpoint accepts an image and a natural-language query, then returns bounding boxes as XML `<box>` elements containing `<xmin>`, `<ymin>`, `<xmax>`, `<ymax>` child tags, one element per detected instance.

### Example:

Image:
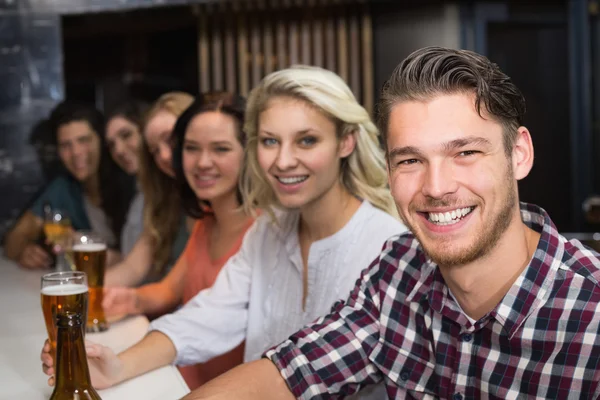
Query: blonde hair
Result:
<box><xmin>242</xmin><ymin>65</ymin><xmax>396</xmax><ymax>218</ymax></box>
<box><xmin>138</xmin><ymin>92</ymin><xmax>194</xmax><ymax>276</ymax></box>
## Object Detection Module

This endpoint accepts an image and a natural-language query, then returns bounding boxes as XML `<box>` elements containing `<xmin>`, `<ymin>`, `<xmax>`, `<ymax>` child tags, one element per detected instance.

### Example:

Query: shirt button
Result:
<box><xmin>400</xmin><ymin>371</ymin><xmax>410</xmax><ymax>381</ymax></box>
<box><xmin>453</xmin><ymin>393</ymin><xmax>463</xmax><ymax>400</ymax></box>
<box><xmin>461</xmin><ymin>333</ymin><xmax>472</xmax><ymax>342</ymax></box>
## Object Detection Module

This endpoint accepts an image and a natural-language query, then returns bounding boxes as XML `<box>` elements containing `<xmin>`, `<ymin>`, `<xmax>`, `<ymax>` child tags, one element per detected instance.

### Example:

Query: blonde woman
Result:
<box><xmin>42</xmin><ymin>67</ymin><xmax>406</xmax><ymax>398</ymax></box>
<box><xmin>105</xmin><ymin>92</ymin><xmax>195</xmax><ymax>286</ymax></box>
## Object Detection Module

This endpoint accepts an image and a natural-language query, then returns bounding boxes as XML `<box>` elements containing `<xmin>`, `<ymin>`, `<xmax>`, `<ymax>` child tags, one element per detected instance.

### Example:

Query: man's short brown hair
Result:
<box><xmin>377</xmin><ymin>46</ymin><xmax>526</xmax><ymax>156</ymax></box>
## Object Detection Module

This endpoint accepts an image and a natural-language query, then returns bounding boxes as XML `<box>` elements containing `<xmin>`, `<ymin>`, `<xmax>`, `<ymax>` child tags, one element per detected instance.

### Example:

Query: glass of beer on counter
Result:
<box><xmin>68</xmin><ymin>231</ymin><xmax>108</xmax><ymax>333</ymax></box>
<box><xmin>41</xmin><ymin>271</ymin><xmax>88</xmax><ymax>361</ymax></box>
<box><xmin>43</xmin><ymin>207</ymin><xmax>72</xmax><ymax>271</ymax></box>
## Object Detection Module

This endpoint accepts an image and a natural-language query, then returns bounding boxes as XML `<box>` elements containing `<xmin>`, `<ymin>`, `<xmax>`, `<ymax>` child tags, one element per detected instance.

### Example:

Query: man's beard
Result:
<box><xmin>403</xmin><ymin>166</ymin><xmax>518</xmax><ymax>267</ymax></box>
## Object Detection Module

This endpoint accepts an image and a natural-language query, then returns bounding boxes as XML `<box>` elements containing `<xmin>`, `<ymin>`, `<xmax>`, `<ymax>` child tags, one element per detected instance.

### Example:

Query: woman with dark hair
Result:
<box><xmin>104</xmin><ymin>100</ymin><xmax>147</xmax><ymax>255</ymax></box>
<box><xmin>4</xmin><ymin>101</ymin><xmax>136</xmax><ymax>269</ymax></box>
<box><xmin>104</xmin><ymin>92</ymin><xmax>194</xmax><ymax>286</ymax></box>
<box><xmin>102</xmin><ymin>92</ymin><xmax>254</xmax><ymax>389</ymax></box>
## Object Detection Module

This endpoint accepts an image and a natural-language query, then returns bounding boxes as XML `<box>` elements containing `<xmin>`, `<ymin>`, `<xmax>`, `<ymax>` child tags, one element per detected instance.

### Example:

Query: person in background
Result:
<box><xmin>102</xmin><ymin>92</ymin><xmax>254</xmax><ymax>390</ymax></box>
<box><xmin>104</xmin><ymin>92</ymin><xmax>194</xmax><ymax>286</ymax></box>
<box><xmin>4</xmin><ymin>101</ymin><xmax>135</xmax><ymax>269</ymax></box>
<box><xmin>181</xmin><ymin>47</ymin><xmax>600</xmax><ymax>400</ymax></box>
<box><xmin>104</xmin><ymin>100</ymin><xmax>147</xmax><ymax>256</ymax></box>
<box><xmin>41</xmin><ymin>66</ymin><xmax>407</xmax><ymax>400</ymax></box>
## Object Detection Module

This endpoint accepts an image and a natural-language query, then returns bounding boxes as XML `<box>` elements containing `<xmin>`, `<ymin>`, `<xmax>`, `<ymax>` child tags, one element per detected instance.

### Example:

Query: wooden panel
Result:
<box><xmin>348</xmin><ymin>10</ymin><xmax>360</xmax><ymax>99</ymax></box>
<box><xmin>250</xmin><ymin>12</ymin><xmax>262</xmax><ymax>87</ymax></box>
<box><xmin>336</xmin><ymin>7</ymin><xmax>348</xmax><ymax>81</ymax></box>
<box><xmin>197</xmin><ymin>7</ymin><xmax>209</xmax><ymax>92</ymax></box>
<box><xmin>312</xmin><ymin>9</ymin><xmax>323</xmax><ymax>67</ymax></box>
<box><xmin>263</xmin><ymin>8</ymin><xmax>274</xmax><ymax>74</ymax></box>
<box><xmin>276</xmin><ymin>19</ymin><xmax>287</xmax><ymax>69</ymax></box>
<box><xmin>361</xmin><ymin>3</ymin><xmax>374</xmax><ymax>114</ymax></box>
<box><xmin>210</xmin><ymin>5</ymin><xmax>223</xmax><ymax>91</ymax></box>
<box><xmin>198</xmin><ymin>0</ymin><xmax>373</xmax><ymax>106</ymax></box>
<box><xmin>324</xmin><ymin>6</ymin><xmax>336</xmax><ymax>71</ymax></box>
<box><xmin>224</xmin><ymin>6</ymin><xmax>237</xmax><ymax>93</ymax></box>
<box><xmin>301</xmin><ymin>9</ymin><xmax>311</xmax><ymax>64</ymax></box>
<box><xmin>237</xmin><ymin>9</ymin><xmax>249</xmax><ymax>95</ymax></box>
<box><xmin>289</xmin><ymin>17</ymin><xmax>299</xmax><ymax>65</ymax></box>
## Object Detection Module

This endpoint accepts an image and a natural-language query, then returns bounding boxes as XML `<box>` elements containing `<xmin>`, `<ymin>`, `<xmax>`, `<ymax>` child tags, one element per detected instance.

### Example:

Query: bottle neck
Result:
<box><xmin>54</xmin><ymin>323</ymin><xmax>94</xmax><ymax>390</ymax></box>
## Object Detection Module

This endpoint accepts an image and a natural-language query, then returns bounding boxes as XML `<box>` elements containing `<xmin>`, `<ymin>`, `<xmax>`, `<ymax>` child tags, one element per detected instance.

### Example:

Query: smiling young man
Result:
<box><xmin>179</xmin><ymin>47</ymin><xmax>600</xmax><ymax>399</ymax></box>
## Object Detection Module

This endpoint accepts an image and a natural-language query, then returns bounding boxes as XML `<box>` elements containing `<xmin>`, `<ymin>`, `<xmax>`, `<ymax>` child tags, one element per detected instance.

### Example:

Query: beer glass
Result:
<box><xmin>69</xmin><ymin>231</ymin><xmax>108</xmax><ymax>333</ymax></box>
<box><xmin>43</xmin><ymin>208</ymin><xmax>72</xmax><ymax>271</ymax></box>
<box><xmin>41</xmin><ymin>271</ymin><xmax>88</xmax><ymax>361</ymax></box>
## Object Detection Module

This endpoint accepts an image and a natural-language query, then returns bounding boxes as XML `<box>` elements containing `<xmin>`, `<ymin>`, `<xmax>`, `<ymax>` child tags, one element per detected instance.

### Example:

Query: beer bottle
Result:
<box><xmin>50</xmin><ymin>312</ymin><xmax>102</xmax><ymax>400</ymax></box>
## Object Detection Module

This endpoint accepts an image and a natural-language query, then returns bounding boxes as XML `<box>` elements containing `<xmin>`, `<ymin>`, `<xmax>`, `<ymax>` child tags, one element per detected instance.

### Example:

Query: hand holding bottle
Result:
<box><xmin>41</xmin><ymin>336</ymin><xmax>124</xmax><ymax>391</ymax></box>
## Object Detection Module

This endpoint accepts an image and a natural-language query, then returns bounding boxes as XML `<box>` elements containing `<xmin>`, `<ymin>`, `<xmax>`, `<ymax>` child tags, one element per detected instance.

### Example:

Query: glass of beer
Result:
<box><xmin>68</xmin><ymin>231</ymin><xmax>108</xmax><ymax>333</ymax></box>
<box><xmin>43</xmin><ymin>208</ymin><xmax>72</xmax><ymax>271</ymax></box>
<box><xmin>41</xmin><ymin>271</ymin><xmax>88</xmax><ymax>361</ymax></box>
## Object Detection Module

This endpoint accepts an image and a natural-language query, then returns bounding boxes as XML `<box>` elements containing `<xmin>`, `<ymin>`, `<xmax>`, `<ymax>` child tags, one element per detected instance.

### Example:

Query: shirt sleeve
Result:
<box><xmin>148</xmin><ymin>220</ymin><xmax>258</xmax><ymax>366</ymax></box>
<box><xmin>264</xmin><ymin>240</ymin><xmax>391</xmax><ymax>399</ymax></box>
<box><xmin>30</xmin><ymin>177</ymin><xmax>64</xmax><ymax>218</ymax></box>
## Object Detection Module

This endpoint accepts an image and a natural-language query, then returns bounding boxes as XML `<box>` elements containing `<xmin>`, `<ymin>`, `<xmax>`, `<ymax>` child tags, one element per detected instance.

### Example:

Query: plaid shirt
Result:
<box><xmin>265</xmin><ymin>203</ymin><xmax>600</xmax><ymax>399</ymax></box>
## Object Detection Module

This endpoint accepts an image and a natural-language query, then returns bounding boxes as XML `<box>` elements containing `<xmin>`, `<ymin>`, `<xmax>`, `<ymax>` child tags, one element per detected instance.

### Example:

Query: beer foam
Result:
<box><xmin>41</xmin><ymin>283</ymin><xmax>88</xmax><ymax>296</ymax></box>
<box><xmin>72</xmin><ymin>243</ymin><xmax>107</xmax><ymax>252</ymax></box>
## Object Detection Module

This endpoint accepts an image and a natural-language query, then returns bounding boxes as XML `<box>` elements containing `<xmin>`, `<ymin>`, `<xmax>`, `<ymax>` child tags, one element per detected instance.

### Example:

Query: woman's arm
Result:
<box><xmin>133</xmin><ymin>252</ymin><xmax>187</xmax><ymax>316</ymax></box>
<box><xmin>4</xmin><ymin>211</ymin><xmax>52</xmax><ymax>269</ymax></box>
<box><xmin>105</xmin><ymin>233</ymin><xmax>154</xmax><ymax>287</ymax></box>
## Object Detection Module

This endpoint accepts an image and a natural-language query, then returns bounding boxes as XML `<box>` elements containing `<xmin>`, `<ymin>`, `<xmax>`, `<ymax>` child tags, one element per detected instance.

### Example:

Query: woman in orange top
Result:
<box><xmin>101</xmin><ymin>92</ymin><xmax>254</xmax><ymax>389</ymax></box>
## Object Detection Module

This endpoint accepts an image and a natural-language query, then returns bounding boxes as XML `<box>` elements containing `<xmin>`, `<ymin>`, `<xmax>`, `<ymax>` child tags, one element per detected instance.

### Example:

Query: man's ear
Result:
<box><xmin>512</xmin><ymin>126</ymin><xmax>534</xmax><ymax>181</ymax></box>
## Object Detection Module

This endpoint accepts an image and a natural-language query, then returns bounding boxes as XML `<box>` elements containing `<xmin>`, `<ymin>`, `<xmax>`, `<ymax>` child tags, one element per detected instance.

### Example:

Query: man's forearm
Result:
<box><xmin>182</xmin><ymin>359</ymin><xmax>295</xmax><ymax>400</ymax></box>
<box><xmin>118</xmin><ymin>330</ymin><xmax>178</xmax><ymax>384</ymax></box>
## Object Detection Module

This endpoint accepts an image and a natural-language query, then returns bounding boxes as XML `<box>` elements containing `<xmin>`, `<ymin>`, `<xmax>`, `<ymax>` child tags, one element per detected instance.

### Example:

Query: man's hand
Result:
<box><xmin>18</xmin><ymin>243</ymin><xmax>52</xmax><ymax>269</ymax></box>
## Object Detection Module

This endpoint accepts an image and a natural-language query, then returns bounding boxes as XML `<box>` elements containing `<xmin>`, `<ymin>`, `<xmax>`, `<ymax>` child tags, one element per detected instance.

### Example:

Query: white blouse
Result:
<box><xmin>150</xmin><ymin>200</ymin><xmax>406</xmax><ymax>372</ymax></box>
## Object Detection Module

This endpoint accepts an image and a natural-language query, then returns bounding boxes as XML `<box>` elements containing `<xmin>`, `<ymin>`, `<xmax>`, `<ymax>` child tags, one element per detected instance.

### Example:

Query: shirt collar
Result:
<box><xmin>420</xmin><ymin>202</ymin><xmax>563</xmax><ymax>337</ymax></box>
<box><xmin>491</xmin><ymin>202</ymin><xmax>563</xmax><ymax>338</ymax></box>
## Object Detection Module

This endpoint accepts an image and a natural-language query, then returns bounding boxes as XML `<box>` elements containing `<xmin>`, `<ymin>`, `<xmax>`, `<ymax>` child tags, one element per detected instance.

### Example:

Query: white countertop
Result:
<box><xmin>0</xmin><ymin>258</ymin><xmax>190</xmax><ymax>400</ymax></box>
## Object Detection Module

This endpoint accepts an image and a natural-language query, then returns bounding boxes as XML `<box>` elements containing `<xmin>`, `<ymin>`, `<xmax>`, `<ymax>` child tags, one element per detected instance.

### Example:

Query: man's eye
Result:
<box><xmin>398</xmin><ymin>159</ymin><xmax>418</xmax><ymax>166</ymax></box>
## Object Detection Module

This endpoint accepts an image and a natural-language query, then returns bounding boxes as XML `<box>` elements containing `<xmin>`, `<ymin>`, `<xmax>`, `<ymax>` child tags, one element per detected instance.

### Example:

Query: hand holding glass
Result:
<box><xmin>43</xmin><ymin>209</ymin><xmax>72</xmax><ymax>271</ymax></box>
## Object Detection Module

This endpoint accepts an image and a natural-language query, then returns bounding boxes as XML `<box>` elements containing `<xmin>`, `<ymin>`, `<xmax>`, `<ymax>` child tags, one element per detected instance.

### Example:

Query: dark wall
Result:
<box><xmin>0</xmin><ymin>2</ymin><xmax>63</xmax><ymax>239</ymax></box>
<box><xmin>487</xmin><ymin>22</ymin><xmax>572</xmax><ymax>231</ymax></box>
<box><xmin>0</xmin><ymin>0</ymin><xmax>200</xmax><ymax>241</ymax></box>
<box><xmin>372</xmin><ymin>2</ymin><xmax>460</xmax><ymax>96</ymax></box>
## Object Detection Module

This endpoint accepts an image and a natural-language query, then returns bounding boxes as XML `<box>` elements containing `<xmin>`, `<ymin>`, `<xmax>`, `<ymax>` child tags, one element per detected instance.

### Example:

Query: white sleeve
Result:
<box><xmin>148</xmin><ymin>221</ymin><xmax>259</xmax><ymax>366</ymax></box>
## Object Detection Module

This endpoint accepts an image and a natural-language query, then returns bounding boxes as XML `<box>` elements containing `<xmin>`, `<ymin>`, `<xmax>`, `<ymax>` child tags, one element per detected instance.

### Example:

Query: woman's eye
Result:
<box><xmin>299</xmin><ymin>136</ymin><xmax>316</xmax><ymax>146</ymax></box>
<box><xmin>260</xmin><ymin>138</ymin><xmax>277</xmax><ymax>146</ymax></box>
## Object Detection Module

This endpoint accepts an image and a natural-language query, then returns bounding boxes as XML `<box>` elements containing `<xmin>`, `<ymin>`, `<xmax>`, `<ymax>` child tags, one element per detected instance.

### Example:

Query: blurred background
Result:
<box><xmin>0</xmin><ymin>0</ymin><xmax>599</xmax><ymax>244</ymax></box>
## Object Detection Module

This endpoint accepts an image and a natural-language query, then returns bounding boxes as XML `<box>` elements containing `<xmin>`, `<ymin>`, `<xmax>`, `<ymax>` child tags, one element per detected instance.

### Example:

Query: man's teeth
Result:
<box><xmin>277</xmin><ymin>176</ymin><xmax>308</xmax><ymax>184</ymax></box>
<box><xmin>428</xmin><ymin>207</ymin><xmax>473</xmax><ymax>225</ymax></box>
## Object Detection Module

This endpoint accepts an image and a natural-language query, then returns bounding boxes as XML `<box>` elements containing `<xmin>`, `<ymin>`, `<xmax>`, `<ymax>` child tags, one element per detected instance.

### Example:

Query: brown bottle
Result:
<box><xmin>50</xmin><ymin>311</ymin><xmax>102</xmax><ymax>400</ymax></box>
